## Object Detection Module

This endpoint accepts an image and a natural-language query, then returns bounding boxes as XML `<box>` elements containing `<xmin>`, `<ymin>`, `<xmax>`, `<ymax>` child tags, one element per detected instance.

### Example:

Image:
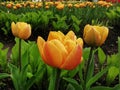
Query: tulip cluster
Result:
<box><xmin>83</xmin><ymin>24</ymin><xmax>109</xmax><ymax>46</ymax></box>
<box><xmin>37</xmin><ymin>31</ymin><xmax>83</xmax><ymax>70</ymax></box>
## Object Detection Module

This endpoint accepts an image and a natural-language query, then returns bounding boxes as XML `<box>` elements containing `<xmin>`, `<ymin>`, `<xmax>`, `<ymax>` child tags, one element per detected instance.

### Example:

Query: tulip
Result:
<box><xmin>37</xmin><ymin>31</ymin><xmax>83</xmax><ymax>70</ymax></box>
<box><xmin>11</xmin><ymin>22</ymin><xmax>31</xmax><ymax>40</ymax></box>
<box><xmin>56</xmin><ymin>4</ymin><xmax>64</xmax><ymax>10</ymax></box>
<box><xmin>83</xmin><ymin>24</ymin><xmax>109</xmax><ymax>46</ymax></box>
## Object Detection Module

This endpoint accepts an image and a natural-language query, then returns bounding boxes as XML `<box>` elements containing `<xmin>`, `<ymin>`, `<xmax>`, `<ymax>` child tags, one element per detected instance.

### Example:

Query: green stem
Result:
<box><xmin>18</xmin><ymin>38</ymin><xmax>21</xmax><ymax>71</ymax></box>
<box><xmin>48</xmin><ymin>68</ymin><xmax>61</xmax><ymax>90</ymax></box>
<box><xmin>84</xmin><ymin>47</ymin><xmax>94</xmax><ymax>90</ymax></box>
<box><xmin>56</xmin><ymin>69</ymin><xmax>61</xmax><ymax>90</ymax></box>
<box><xmin>119</xmin><ymin>70</ymin><xmax>120</xmax><ymax>84</ymax></box>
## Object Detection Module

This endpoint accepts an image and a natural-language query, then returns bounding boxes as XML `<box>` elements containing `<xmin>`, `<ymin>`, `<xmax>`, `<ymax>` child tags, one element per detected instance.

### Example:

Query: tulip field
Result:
<box><xmin>0</xmin><ymin>0</ymin><xmax>120</xmax><ymax>90</ymax></box>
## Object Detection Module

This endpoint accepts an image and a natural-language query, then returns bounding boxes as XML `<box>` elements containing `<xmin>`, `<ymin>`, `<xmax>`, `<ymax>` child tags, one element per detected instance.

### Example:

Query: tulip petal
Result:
<box><xmin>60</xmin><ymin>45</ymin><xmax>82</xmax><ymax>70</ymax></box>
<box><xmin>37</xmin><ymin>36</ymin><xmax>45</xmax><ymax>56</ymax></box>
<box><xmin>83</xmin><ymin>24</ymin><xmax>91</xmax><ymax>38</ymax></box>
<box><xmin>37</xmin><ymin>36</ymin><xmax>48</xmax><ymax>62</ymax></box>
<box><xmin>43</xmin><ymin>40</ymin><xmax>67</xmax><ymax>68</ymax></box>
<box><xmin>76</xmin><ymin>38</ymin><xmax>83</xmax><ymax>48</ymax></box>
<box><xmin>64</xmin><ymin>39</ymin><xmax>76</xmax><ymax>54</ymax></box>
<box><xmin>97</xmin><ymin>26</ymin><xmax>109</xmax><ymax>45</ymax></box>
<box><xmin>84</xmin><ymin>28</ymin><xmax>101</xmax><ymax>46</ymax></box>
<box><xmin>11</xmin><ymin>22</ymin><xmax>18</xmax><ymax>37</ymax></box>
<box><xmin>48</xmin><ymin>31</ymin><xmax>64</xmax><ymax>41</ymax></box>
<box><xmin>18</xmin><ymin>24</ymin><xmax>31</xmax><ymax>39</ymax></box>
<box><xmin>65</xmin><ymin>30</ymin><xmax>76</xmax><ymax>40</ymax></box>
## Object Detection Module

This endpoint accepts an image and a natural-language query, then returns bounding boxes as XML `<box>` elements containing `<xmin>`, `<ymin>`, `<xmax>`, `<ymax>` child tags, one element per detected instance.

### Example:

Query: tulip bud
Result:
<box><xmin>11</xmin><ymin>22</ymin><xmax>31</xmax><ymax>40</ymax></box>
<box><xmin>83</xmin><ymin>24</ymin><xmax>109</xmax><ymax>46</ymax></box>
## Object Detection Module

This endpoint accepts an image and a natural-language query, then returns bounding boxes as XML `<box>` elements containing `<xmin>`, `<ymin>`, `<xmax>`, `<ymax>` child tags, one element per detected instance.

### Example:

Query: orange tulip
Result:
<box><xmin>83</xmin><ymin>24</ymin><xmax>109</xmax><ymax>46</ymax></box>
<box><xmin>11</xmin><ymin>22</ymin><xmax>31</xmax><ymax>40</ymax></box>
<box><xmin>37</xmin><ymin>31</ymin><xmax>83</xmax><ymax>70</ymax></box>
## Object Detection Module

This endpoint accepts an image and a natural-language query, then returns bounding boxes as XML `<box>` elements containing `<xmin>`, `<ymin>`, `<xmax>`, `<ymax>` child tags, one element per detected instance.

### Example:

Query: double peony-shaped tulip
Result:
<box><xmin>37</xmin><ymin>31</ymin><xmax>83</xmax><ymax>70</ymax></box>
<box><xmin>11</xmin><ymin>22</ymin><xmax>31</xmax><ymax>39</ymax></box>
<box><xmin>83</xmin><ymin>24</ymin><xmax>109</xmax><ymax>46</ymax></box>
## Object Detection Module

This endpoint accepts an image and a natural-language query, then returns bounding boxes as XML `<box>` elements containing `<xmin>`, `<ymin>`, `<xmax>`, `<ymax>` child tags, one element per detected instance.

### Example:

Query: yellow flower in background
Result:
<box><xmin>11</xmin><ymin>22</ymin><xmax>31</xmax><ymax>40</ymax></box>
<box><xmin>56</xmin><ymin>4</ymin><xmax>64</xmax><ymax>10</ymax></box>
<box><xmin>37</xmin><ymin>31</ymin><xmax>83</xmax><ymax>70</ymax></box>
<box><xmin>83</xmin><ymin>24</ymin><xmax>109</xmax><ymax>46</ymax></box>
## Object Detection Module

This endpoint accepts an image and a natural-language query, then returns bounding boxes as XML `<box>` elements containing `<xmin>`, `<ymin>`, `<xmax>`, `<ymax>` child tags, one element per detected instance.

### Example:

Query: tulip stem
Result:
<box><xmin>56</xmin><ymin>69</ymin><xmax>61</xmax><ymax>90</ymax></box>
<box><xmin>84</xmin><ymin>47</ymin><xmax>94</xmax><ymax>90</ymax></box>
<box><xmin>18</xmin><ymin>38</ymin><xmax>21</xmax><ymax>71</ymax></box>
<box><xmin>48</xmin><ymin>68</ymin><xmax>61</xmax><ymax>90</ymax></box>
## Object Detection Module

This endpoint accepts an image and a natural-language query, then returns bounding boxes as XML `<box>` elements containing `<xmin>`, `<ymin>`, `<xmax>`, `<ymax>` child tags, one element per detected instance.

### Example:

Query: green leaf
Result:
<box><xmin>83</xmin><ymin>48</ymin><xmax>90</xmax><ymax>61</ymax></box>
<box><xmin>86</xmin><ymin>53</ymin><xmax>94</xmax><ymax>83</ymax></box>
<box><xmin>0</xmin><ymin>73</ymin><xmax>10</xmax><ymax>79</ymax></box>
<box><xmin>0</xmin><ymin>43</ymin><xmax>8</xmax><ymax>71</ymax></box>
<box><xmin>8</xmin><ymin>63</ymin><xmax>20</xmax><ymax>90</ymax></box>
<box><xmin>71</xmin><ymin>15</ymin><xmax>80</xmax><ymax>25</ymax></box>
<box><xmin>90</xmin><ymin>86</ymin><xmax>112</xmax><ymax>90</ymax></box>
<box><xmin>86</xmin><ymin>66</ymin><xmax>109</xmax><ymax>89</ymax></box>
<box><xmin>73</xmin><ymin>23</ymin><xmax>80</xmax><ymax>32</ymax></box>
<box><xmin>118</xmin><ymin>37</ymin><xmax>120</xmax><ymax>55</ymax></box>
<box><xmin>98</xmin><ymin>47</ymin><xmax>106</xmax><ymax>65</ymax></box>
<box><xmin>63</xmin><ymin>77</ymin><xmax>82</xmax><ymax>90</ymax></box>
<box><xmin>106</xmin><ymin>66</ymin><xmax>119</xmax><ymax>85</ymax></box>
<box><xmin>66</xmin><ymin>84</ymin><xmax>76</xmax><ymax>90</ymax></box>
<box><xmin>25</xmin><ymin>64</ymin><xmax>46</xmax><ymax>90</ymax></box>
<box><xmin>90</xmin><ymin>84</ymin><xmax>120</xmax><ymax>90</ymax></box>
<box><xmin>113</xmin><ymin>84</ymin><xmax>120</xmax><ymax>90</ymax></box>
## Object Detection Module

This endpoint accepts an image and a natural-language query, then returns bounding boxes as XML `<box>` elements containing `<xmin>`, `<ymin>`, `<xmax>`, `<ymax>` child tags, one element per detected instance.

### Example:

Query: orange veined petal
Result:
<box><xmin>65</xmin><ymin>30</ymin><xmax>76</xmax><ymax>40</ymax></box>
<box><xmin>84</xmin><ymin>27</ymin><xmax>101</xmax><ymax>46</ymax></box>
<box><xmin>60</xmin><ymin>45</ymin><xmax>82</xmax><ymax>70</ymax></box>
<box><xmin>43</xmin><ymin>40</ymin><xmax>67</xmax><ymax>68</ymax></box>
<box><xmin>18</xmin><ymin>24</ymin><xmax>31</xmax><ymax>39</ymax></box>
<box><xmin>47</xmin><ymin>31</ymin><xmax>65</xmax><ymax>41</ymax></box>
<box><xmin>11</xmin><ymin>22</ymin><xmax>18</xmax><ymax>37</ymax></box>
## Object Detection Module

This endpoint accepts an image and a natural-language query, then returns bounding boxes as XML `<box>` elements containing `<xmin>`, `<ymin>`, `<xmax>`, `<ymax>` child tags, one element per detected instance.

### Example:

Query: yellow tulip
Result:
<box><xmin>11</xmin><ymin>22</ymin><xmax>31</xmax><ymax>40</ymax></box>
<box><xmin>56</xmin><ymin>4</ymin><xmax>64</xmax><ymax>10</ymax></box>
<box><xmin>37</xmin><ymin>31</ymin><xmax>83</xmax><ymax>70</ymax></box>
<box><xmin>83</xmin><ymin>24</ymin><xmax>109</xmax><ymax>46</ymax></box>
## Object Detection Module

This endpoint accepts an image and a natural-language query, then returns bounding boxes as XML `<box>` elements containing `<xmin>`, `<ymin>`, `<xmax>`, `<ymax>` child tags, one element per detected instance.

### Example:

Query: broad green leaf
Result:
<box><xmin>98</xmin><ymin>47</ymin><xmax>106</xmax><ymax>65</ymax></box>
<box><xmin>8</xmin><ymin>63</ymin><xmax>20</xmax><ymax>90</ymax></box>
<box><xmin>83</xmin><ymin>48</ymin><xmax>90</xmax><ymax>61</ymax></box>
<box><xmin>106</xmin><ymin>66</ymin><xmax>119</xmax><ymax>85</ymax></box>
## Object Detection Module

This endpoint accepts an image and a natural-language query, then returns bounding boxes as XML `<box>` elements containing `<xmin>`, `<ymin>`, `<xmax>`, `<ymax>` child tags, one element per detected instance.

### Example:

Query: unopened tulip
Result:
<box><xmin>37</xmin><ymin>31</ymin><xmax>83</xmax><ymax>70</ymax></box>
<box><xmin>11</xmin><ymin>22</ymin><xmax>31</xmax><ymax>40</ymax></box>
<box><xmin>83</xmin><ymin>24</ymin><xmax>109</xmax><ymax>46</ymax></box>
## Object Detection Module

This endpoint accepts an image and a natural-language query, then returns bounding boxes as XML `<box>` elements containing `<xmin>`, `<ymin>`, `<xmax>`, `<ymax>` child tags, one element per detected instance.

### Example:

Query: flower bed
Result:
<box><xmin>0</xmin><ymin>1</ymin><xmax>120</xmax><ymax>90</ymax></box>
